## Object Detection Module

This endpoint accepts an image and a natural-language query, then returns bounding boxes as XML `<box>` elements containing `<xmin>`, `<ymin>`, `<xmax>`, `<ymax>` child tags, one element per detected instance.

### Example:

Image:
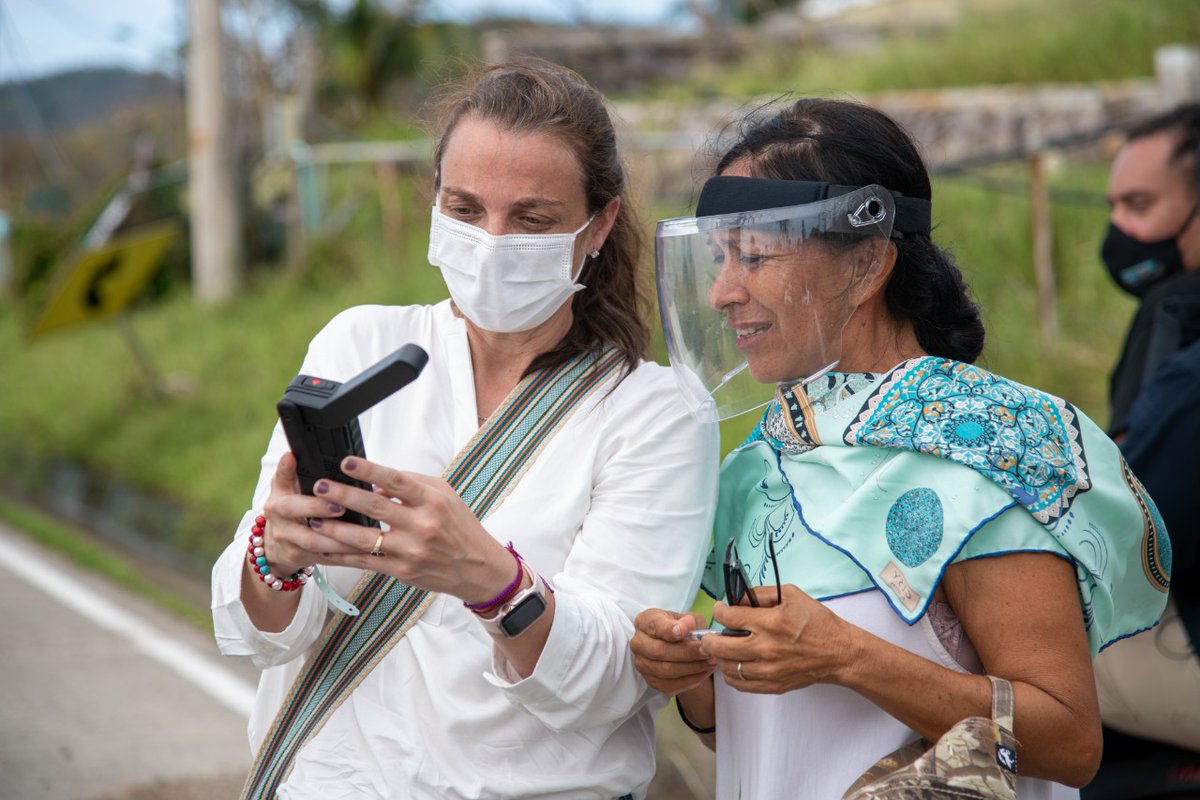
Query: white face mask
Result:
<box><xmin>428</xmin><ymin>206</ymin><xmax>594</xmax><ymax>333</ymax></box>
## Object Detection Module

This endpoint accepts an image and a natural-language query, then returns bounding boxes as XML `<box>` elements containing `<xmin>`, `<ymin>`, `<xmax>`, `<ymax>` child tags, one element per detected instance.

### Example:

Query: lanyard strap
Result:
<box><xmin>241</xmin><ymin>347</ymin><xmax>625</xmax><ymax>798</ymax></box>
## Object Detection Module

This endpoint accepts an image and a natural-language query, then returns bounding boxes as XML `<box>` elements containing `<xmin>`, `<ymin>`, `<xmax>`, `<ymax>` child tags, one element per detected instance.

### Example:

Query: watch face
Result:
<box><xmin>500</xmin><ymin>593</ymin><xmax>547</xmax><ymax>637</ymax></box>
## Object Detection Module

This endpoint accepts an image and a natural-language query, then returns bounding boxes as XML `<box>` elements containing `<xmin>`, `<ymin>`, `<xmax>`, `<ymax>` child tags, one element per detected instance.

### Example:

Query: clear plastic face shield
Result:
<box><xmin>656</xmin><ymin>183</ymin><xmax>896</xmax><ymax>422</ymax></box>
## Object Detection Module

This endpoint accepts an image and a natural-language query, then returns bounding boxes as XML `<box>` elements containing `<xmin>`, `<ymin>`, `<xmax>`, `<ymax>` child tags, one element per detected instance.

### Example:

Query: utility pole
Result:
<box><xmin>187</xmin><ymin>0</ymin><xmax>242</xmax><ymax>305</ymax></box>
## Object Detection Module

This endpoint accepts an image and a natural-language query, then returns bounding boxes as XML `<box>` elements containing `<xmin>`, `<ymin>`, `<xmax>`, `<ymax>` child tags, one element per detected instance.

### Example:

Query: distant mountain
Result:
<box><xmin>0</xmin><ymin>67</ymin><xmax>181</xmax><ymax>135</ymax></box>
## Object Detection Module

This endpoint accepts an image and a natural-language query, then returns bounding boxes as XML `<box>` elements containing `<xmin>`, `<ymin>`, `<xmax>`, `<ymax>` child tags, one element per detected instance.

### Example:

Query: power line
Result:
<box><xmin>0</xmin><ymin>0</ymin><xmax>76</xmax><ymax>181</ymax></box>
<box><xmin>23</xmin><ymin>0</ymin><xmax>106</xmax><ymax>45</ymax></box>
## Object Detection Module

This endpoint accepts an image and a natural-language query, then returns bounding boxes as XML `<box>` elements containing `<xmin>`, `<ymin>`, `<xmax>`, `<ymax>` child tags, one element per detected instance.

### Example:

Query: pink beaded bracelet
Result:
<box><xmin>247</xmin><ymin>514</ymin><xmax>314</xmax><ymax>591</ymax></box>
<box><xmin>463</xmin><ymin>542</ymin><xmax>524</xmax><ymax>614</ymax></box>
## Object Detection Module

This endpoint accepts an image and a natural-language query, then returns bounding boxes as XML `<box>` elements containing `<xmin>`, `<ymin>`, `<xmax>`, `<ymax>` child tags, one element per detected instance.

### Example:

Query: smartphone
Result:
<box><xmin>687</xmin><ymin>627</ymin><xmax>751</xmax><ymax>639</ymax></box>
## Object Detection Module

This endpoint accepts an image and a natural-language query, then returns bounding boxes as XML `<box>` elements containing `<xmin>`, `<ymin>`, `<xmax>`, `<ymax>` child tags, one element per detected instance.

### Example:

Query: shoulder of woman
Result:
<box><xmin>609</xmin><ymin>359</ymin><xmax>688</xmax><ymax>410</ymax></box>
<box><xmin>865</xmin><ymin>356</ymin><xmax>1100</xmax><ymax>442</ymax></box>
<box><xmin>600</xmin><ymin>359</ymin><xmax>719</xmax><ymax>436</ymax></box>
<box><xmin>317</xmin><ymin>302</ymin><xmax>441</xmax><ymax>340</ymax></box>
<box><xmin>850</xmin><ymin>356</ymin><xmax>1131</xmax><ymax>525</ymax></box>
<box><xmin>303</xmin><ymin>303</ymin><xmax>444</xmax><ymax>377</ymax></box>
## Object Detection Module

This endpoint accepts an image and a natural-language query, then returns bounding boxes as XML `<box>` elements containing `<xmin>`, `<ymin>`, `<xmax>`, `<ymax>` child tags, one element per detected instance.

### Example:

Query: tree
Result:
<box><xmin>283</xmin><ymin>0</ymin><xmax>427</xmax><ymax>119</ymax></box>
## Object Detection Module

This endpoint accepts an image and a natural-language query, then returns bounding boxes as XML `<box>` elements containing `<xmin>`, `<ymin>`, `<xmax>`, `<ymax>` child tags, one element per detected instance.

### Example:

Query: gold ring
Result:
<box><xmin>737</xmin><ymin>662</ymin><xmax>745</xmax><ymax>681</ymax></box>
<box><xmin>370</xmin><ymin>532</ymin><xmax>385</xmax><ymax>557</ymax></box>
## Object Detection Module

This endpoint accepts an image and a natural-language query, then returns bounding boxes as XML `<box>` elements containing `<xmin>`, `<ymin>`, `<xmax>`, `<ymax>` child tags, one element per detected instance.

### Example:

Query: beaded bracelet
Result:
<box><xmin>463</xmin><ymin>542</ymin><xmax>523</xmax><ymax>614</ymax></box>
<box><xmin>247</xmin><ymin>514</ymin><xmax>314</xmax><ymax>591</ymax></box>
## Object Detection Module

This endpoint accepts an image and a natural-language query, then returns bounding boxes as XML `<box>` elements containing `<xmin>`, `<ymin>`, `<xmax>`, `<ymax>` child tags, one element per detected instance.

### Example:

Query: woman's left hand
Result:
<box><xmin>306</xmin><ymin>456</ymin><xmax>515</xmax><ymax>602</ymax></box>
<box><xmin>703</xmin><ymin>583</ymin><xmax>860</xmax><ymax>694</ymax></box>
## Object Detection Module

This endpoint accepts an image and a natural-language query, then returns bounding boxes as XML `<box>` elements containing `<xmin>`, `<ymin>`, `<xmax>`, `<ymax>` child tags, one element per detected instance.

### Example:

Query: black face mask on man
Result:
<box><xmin>1101</xmin><ymin>204</ymin><xmax>1198</xmax><ymax>297</ymax></box>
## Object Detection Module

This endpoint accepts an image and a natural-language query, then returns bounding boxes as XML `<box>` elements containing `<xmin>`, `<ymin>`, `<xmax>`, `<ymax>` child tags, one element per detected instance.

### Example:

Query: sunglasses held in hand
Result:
<box><xmin>688</xmin><ymin>536</ymin><xmax>782</xmax><ymax>639</ymax></box>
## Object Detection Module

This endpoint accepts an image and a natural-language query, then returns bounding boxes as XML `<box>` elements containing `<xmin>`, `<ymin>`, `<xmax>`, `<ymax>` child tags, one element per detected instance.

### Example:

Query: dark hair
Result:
<box><xmin>1126</xmin><ymin>102</ymin><xmax>1200</xmax><ymax>195</ymax></box>
<box><xmin>428</xmin><ymin>58</ymin><xmax>648</xmax><ymax>378</ymax></box>
<box><xmin>714</xmin><ymin>97</ymin><xmax>985</xmax><ymax>364</ymax></box>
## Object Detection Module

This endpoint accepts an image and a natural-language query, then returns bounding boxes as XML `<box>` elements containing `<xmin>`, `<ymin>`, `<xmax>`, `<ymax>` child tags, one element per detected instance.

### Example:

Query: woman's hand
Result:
<box><xmin>630</xmin><ymin>609</ymin><xmax>717</xmax><ymax>696</ymax></box>
<box><xmin>240</xmin><ymin>451</ymin><xmax>356</xmax><ymax>631</ymax></box>
<box><xmin>703</xmin><ymin>584</ymin><xmax>859</xmax><ymax>694</ymax></box>
<box><xmin>705</xmin><ymin>554</ymin><xmax>1101</xmax><ymax>786</ymax></box>
<box><xmin>302</xmin><ymin>456</ymin><xmax>514</xmax><ymax>603</ymax></box>
<box><xmin>258</xmin><ymin>451</ymin><xmax>359</xmax><ymax>576</ymax></box>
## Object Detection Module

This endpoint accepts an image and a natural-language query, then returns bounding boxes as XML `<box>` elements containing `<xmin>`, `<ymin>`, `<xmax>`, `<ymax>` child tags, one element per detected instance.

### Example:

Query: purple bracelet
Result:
<box><xmin>464</xmin><ymin>542</ymin><xmax>523</xmax><ymax>613</ymax></box>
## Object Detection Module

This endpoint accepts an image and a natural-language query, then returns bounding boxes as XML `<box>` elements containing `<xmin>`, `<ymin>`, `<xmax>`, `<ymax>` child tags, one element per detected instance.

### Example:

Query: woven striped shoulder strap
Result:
<box><xmin>241</xmin><ymin>347</ymin><xmax>626</xmax><ymax>799</ymax></box>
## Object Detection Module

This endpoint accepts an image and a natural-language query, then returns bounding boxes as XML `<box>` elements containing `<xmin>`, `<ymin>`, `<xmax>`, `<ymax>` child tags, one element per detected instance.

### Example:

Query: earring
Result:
<box><xmin>590</xmin><ymin>250</ymin><xmax>600</xmax><ymax>259</ymax></box>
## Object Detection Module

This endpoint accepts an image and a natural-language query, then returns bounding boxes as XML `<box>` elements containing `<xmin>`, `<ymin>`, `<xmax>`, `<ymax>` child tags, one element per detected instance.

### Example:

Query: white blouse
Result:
<box><xmin>211</xmin><ymin>301</ymin><xmax>720</xmax><ymax>799</ymax></box>
<box><xmin>713</xmin><ymin>590</ymin><xmax>1080</xmax><ymax>800</ymax></box>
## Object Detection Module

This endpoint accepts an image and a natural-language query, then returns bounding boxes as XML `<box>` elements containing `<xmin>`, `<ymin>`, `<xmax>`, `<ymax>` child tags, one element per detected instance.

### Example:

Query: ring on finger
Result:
<box><xmin>370</xmin><ymin>531</ymin><xmax>386</xmax><ymax>557</ymax></box>
<box><xmin>737</xmin><ymin>661</ymin><xmax>745</xmax><ymax>680</ymax></box>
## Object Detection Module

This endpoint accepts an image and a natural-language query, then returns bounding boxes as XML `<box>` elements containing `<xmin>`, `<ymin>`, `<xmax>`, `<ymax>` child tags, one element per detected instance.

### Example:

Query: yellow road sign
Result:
<box><xmin>30</xmin><ymin>220</ymin><xmax>182</xmax><ymax>338</ymax></box>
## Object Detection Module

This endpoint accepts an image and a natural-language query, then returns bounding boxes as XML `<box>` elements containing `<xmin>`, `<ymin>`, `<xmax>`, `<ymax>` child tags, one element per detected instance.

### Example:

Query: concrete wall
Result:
<box><xmin>481</xmin><ymin>26</ymin><xmax>748</xmax><ymax>94</ymax></box>
<box><xmin>609</xmin><ymin>48</ymin><xmax>1199</xmax><ymax>199</ymax></box>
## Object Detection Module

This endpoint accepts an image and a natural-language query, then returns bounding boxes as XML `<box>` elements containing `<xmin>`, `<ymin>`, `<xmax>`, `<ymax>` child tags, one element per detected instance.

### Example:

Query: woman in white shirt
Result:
<box><xmin>211</xmin><ymin>59</ymin><xmax>719</xmax><ymax>800</ymax></box>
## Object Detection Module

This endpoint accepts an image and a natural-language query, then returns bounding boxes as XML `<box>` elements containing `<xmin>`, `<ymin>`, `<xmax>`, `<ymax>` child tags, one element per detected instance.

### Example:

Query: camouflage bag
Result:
<box><xmin>841</xmin><ymin>676</ymin><xmax>1020</xmax><ymax>799</ymax></box>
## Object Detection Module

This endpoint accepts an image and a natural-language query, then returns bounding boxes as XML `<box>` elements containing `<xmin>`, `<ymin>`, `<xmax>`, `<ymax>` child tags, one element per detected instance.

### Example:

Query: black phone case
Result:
<box><xmin>277</xmin><ymin>343</ymin><xmax>428</xmax><ymax>527</ymax></box>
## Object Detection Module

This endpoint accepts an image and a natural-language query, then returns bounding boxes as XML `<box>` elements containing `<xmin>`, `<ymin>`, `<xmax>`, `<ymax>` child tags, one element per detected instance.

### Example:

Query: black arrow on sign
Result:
<box><xmin>83</xmin><ymin>254</ymin><xmax>121</xmax><ymax>309</ymax></box>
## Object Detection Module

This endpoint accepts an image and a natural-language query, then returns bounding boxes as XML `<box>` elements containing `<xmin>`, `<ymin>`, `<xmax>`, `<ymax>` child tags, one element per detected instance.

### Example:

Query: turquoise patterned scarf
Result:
<box><xmin>701</xmin><ymin>357</ymin><xmax>1170</xmax><ymax>655</ymax></box>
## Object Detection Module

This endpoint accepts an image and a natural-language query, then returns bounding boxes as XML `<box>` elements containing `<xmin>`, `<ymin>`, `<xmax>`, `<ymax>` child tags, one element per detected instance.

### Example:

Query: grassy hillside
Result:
<box><xmin>668</xmin><ymin>0</ymin><xmax>1200</xmax><ymax>99</ymax></box>
<box><xmin>0</xmin><ymin>67</ymin><xmax>180</xmax><ymax>134</ymax></box>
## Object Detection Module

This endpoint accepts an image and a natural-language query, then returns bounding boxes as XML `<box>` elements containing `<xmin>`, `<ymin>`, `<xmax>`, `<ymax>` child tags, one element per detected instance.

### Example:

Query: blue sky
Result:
<box><xmin>0</xmin><ymin>0</ymin><xmax>686</xmax><ymax>82</ymax></box>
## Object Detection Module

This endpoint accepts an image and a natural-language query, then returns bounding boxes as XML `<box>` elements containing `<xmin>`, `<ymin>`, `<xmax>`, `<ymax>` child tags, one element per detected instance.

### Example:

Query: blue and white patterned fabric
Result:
<box><xmin>703</xmin><ymin>357</ymin><xmax>1171</xmax><ymax>656</ymax></box>
<box><xmin>847</xmin><ymin>359</ymin><xmax>1090</xmax><ymax>524</ymax></box>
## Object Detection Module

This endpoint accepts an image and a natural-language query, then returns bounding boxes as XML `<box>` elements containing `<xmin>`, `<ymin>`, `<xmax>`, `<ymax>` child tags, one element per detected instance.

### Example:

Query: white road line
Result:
<box><xmin>0</xmin><ymin>533</ymin><xmax>257</xmax><ymax>718</ymax></box>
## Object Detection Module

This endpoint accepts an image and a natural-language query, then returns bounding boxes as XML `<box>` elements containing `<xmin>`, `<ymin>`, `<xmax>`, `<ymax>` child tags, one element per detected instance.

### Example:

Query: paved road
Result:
<box><xmin>0</xmin><ymin>519</ymin><xmax>715</xmax><ymax>799</ymax></box>
<box><xmin>0</xmin><ymin>521</ymin><xmax>259</xmax><ymax>800</ymax></box>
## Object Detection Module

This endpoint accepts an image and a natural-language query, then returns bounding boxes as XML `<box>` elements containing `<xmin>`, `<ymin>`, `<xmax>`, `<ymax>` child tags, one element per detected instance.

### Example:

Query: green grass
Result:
<box><xmin>0</xmin><ymin>495</ymin><xmax>212</xmax><ymax>629</ymax></box>
<box><xmin>656</xmin><ymin>0</ymin><xmax>1200</xmax><ymax>100</ymax></box>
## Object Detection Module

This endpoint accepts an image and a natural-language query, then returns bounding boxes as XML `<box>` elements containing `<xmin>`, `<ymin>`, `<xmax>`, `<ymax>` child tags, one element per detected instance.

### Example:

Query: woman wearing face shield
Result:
<box><xmin>631</xmin><ymin>98</ymin><xmax>1170</xmax><ymax>799</ymax></box>
<box><xmin>210</xmin><ymin>59</ymin><xmax>719</xmax><ymax>800</ymax></box>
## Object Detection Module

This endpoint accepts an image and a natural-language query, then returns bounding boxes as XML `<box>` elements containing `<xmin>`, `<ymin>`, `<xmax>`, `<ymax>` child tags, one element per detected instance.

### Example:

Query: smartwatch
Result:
<box><xmin>476</xmin><ymin>564</ymin><xmax>551</xmax><ymax>638</ymax></box>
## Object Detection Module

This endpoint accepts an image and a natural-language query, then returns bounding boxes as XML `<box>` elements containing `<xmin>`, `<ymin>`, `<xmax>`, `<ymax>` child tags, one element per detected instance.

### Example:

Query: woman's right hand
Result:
<box><xmin>630</xmin><ymin>608</ymin><xmax>717</xmax><ymax>696</ymax></box>
<box><xmin>256</xmin><ymin>451</ymin><xmax>354</xmax><ymax>578</ymax></box>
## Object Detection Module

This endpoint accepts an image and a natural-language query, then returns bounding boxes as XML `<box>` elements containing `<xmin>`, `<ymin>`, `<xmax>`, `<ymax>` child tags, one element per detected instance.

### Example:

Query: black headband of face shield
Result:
<box><xmin>695</xmin><ymin>175</ymin><xmax>932</xmax><ymax>237</ymax></box>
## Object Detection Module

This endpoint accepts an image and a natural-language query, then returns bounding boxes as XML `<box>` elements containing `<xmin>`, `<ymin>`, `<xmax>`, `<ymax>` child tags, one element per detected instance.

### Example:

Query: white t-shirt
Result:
<box><xmin>211</xmin><ymin>301</ymin><xmax>720</xmax><ymax>799</ymax></box>
<box><xmin>713</xmin><ymin>590</ymin><xmax>1079</xmax><ymax>800</ymax></box>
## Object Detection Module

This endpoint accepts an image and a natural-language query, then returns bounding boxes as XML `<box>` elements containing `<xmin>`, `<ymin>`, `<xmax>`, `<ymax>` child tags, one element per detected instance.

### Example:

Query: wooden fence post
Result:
<box><xmin>376</xmin><ymin>161</ymin><xmax>404</xmax><ymax>257</ymax></box>
<box><xmin>1028</xmin><ymin>150</ymin><xmax>1057</xmax><ymax>346</ymax></box>
<box><xmin>1155</xmin><ymin>44</ymin><xmax>1200</xmax><ymax>105</ymax></box>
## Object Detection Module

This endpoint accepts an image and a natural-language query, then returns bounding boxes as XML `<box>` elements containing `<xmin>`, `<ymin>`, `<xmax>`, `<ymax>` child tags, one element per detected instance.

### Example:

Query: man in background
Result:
<box><xmin>1086</xmin><ymin>103</ymin><xmax>1200</xmax><ymax>797</ymax></box>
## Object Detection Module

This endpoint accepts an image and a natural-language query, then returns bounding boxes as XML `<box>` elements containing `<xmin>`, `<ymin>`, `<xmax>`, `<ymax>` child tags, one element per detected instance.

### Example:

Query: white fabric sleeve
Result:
<box><xmin>211</xmin><ymin>509</ymin><xmax>333</xmax><ymax>669</ymax></box>
<box><xmin>210</xmin><ymin>311</ymin><xmax>369</xmax><ymax>668</ymax></box>
<box><xmin>484</xmin><ymin>372</ymin><xmax>720</xmax><ymax>731</ymax></box>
